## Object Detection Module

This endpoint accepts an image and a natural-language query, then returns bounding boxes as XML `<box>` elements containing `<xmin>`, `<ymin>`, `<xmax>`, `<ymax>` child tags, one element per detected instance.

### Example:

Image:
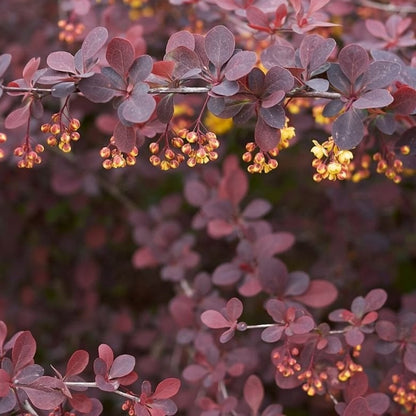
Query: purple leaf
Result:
<box><xmin>183</xmin><ymin>364</ymin><xmax>209</xmax><ymax>382</ymax></box>
<box><xmin>113</xmin><ymin>122</ymin><xmax>135</xmax><ymax>153</ymax></box>
<box><xmin>364</xmin><ymin>289</ymin><xmax>388</xmax><ymax>312</ymax></box>
<box><xmin>345</xmin><ymin>327</ymin><xmax>365</xmax><ymax>346</ymax></box>
<box><xmin>404</xmin><ymin>343</ymin><xmax>416</xmax><ymax>373</ymax></box>
<box><xmin>164</xmin><ymin>46</ymin><xmax>201</xmax><ymax>79</ymax></box>
<box><xmin>78</xmin><ymin>73</ymin><xmax>117</xmax><ymax>103</ymax></box>
<box><xmin>362</xmin><ymin>61</ymin><xmax>400</xmax><ymax>90</ymax></box>
<box><xmin>51</xmin><ymin>82</ymin><xmax>76</xmax><ymax>98</ymax></box>
<box><xmin>260</xmin><ymin>104</ymin><xmax>286</xmax><ymax>129</ymax></box>
<box><xmin>290</xmin><ymin>316</ymin><xmax>315</xmax><ymax>334</ymax></box>
<box><xmin>390</xmin><ymin>86</ymin><xmax>416</xmax><ymax>114</ymax></box>
<box><xmin>118</xmin><ymin>84</ymin><xmax>156</xmax><ymax>124</ymax></box>
<box><xmin>264</xmin><ymin>65</ymin><xmax>294</xmax><ymax>94</ymax></box>
<box><xmin>129</xmin><ymin>55</ymin><xmax>153</xmax><ymax>83</ymax></box>
<box><xmin>0</xmin><ymin>54</ymin><xmax>11</xmax><ymax>78</ymax></box>
<box><xmin>262</xmin><ymin>90</ymin><xmax>285</xmax><ymax>109</ymax></box>
<box><xmin>46</xmin><ymin>51</ymin><xmax>76</xmax><ymax>73</ymax></box>
<box><xmin>223</xmin><ymin>165</ymin><xmax>248</xmax><ymax>206</ymax></box>
<box><xmin>156</xmin><ymin>94</ymin><xmax>174</xmax><ymax>124</ymax></box>
<box><xmin>12</xmin><ymin>331</ymin><xmax>36</xmax><ymax>374</ymax></box>
<box><xmin>109</xmin><ymin>354</ymin><xmax>135</xmax><ymax>379</ymax></box>
<box><xmin>244</xmin><ymin>375</ymin><xmax>264</xmax><ymax>416</ymax></box>
<box><xmin>106</xmin><ymin>37</ymin><xmax>135</xmax><ymax>77</ymax></box>
<box><xmin>345</xmin><ymin>372</ymin><xmax>368</xmax><ymax>402</ymax></box>
<box><xmin>246</xmin><ymin>6</ymin><xmax>269</xmax><ymax>30</ymax></box>
<box><xmin>261</xmin><ymin>325</ymin><xmax>285</xmax><ymax>343</ymax></box>
<box><xmin>184</xmin><ymin>180</ymin><xmax>208</xmax><ymax>206</ymax></box>
<box><xmin>375</xmin><ymin>320</ymin><xmax>397</xmax><ymax>341</ymax></box>
<box><xmin>305</xmin><ymin>78</ymin><xmax>329</xmax><ymax>92</ymax></box>
<box><xmin>285</xmin><ymin>271</ymin><xmax>310</xmax><ymax>296</ymax></box>
<box><xmin>65</xmin><ymin>350</ymin><xmax>89</xmax><ymax>378</ymax></box>
<box><xmin>332</xmin><ymin>109</ymin><xmax>364</xmax><ymax>150</ymax></box>
<box><xmin>211</xmin><ymin>79</ymin><xmax>239</xmax><ymax>96</ymax></box>
<box><xmin>299</xmin><ymin>35</ymin><xmax>336</xmax><ymax>75</ymax></box>
<box><xmin>205</xmin><ymin>25</ymin><xmax>235</xmax><ymax>68</ymax></box>
<box><xmin>224</xmin><ymin>51</ymin><xmax>257</xmax><ymax>81</ymax></box>
<box><xmin>242</xmin><ymin>199</ymin><xmax>272</xmax><ymax>219</ymax></box>
<box><xmin>212</xmin><ymin>263</ymin><xmax>241</xmax><ymax>286</ymax></box>
<box><xmin>255</xmin><ymin>117</ymin><xmax>280</xmax><ymax>151</ymax></box>
<box><xmin>0</xmin><ymin>390</ymin><xmax>16</xmax><ymax>413</ymax></box>
<box><xmin>201</xmin><ymin>310</ymin><xmax>230</xmax><ymax>329</ymax></box>
<box><xmin>261</xmin><ymin>43</ymin><xmax>295</xmax><ymax>69</ymax></box>
<box><xmin>353</xmin><ymin>89</ymin><xmax>393</xmax><ymax>109</ymax></box>
<box><xmin>254</xmin><ymin>232</ymin><xmax>295</xmax><ymax>258</ymax></box>
<box><xmin>338</xmin><ymin>44</ymin><xmax>369</xmax><ymax>83</ymax></box>
<box><xmin>258</xmin><ymin>257</ymin><xmax>288</xmax><ymax>295</ymax></box>
<box><xmin>166</xmin><ymin>30</ymin><xmax>195</xmax><ymax>53</ymax></box>
<box><xmin>82</xmin><ymin>27</ymin><xmax>108</xmax><ymax>61</ymax></box>
<box><xmin>327</xmin><ymin>63</ymin><xmax>350</xmax><ymax>95</ymax></box>
<box><xmin>366</xmin><ymin>393</ymin><xmax>390</xmax><ymax>415</ymax></box>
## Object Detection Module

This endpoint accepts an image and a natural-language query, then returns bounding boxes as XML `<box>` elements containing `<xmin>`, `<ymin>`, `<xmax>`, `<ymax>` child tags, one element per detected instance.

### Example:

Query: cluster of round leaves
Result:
<box><xmin>0</xmin><ymin>320</ymin><xmax>181</xmax><ymax>416</ymax></box>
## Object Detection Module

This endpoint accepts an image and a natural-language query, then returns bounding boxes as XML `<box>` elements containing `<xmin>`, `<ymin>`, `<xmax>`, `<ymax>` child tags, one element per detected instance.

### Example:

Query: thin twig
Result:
<box><xmin>359</xmin><ymin>0</ymin><xmax>416</xmax><ymax>13</ymax></box>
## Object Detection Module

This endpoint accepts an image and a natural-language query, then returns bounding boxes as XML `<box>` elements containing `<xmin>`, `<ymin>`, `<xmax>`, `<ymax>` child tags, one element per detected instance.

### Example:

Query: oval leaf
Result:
<box><xmin>205</xmin><ymin>25</ymin><xmax>235</xmax><ymax>68</ymax></box>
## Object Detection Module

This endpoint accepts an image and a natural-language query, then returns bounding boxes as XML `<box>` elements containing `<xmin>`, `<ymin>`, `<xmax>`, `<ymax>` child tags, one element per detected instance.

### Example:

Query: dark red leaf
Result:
<box><xmin>12</xmin><ymin>331</ymin><xmax>36</xmax><ymax>374</ymax></box>
<box><xmin>390</xmin><ymin>86</ymin><xmax>416</xmax><ymax>114</ymax></box>
<box><xmin>22</xmin><ymin>57</ymin><xmax>40</xmax><ymax>86</ymax></box>
<box><xmin>65</xmin><ymin>350</ymin><xmax>89</xmax><ymax>378</ymax></box>
<box><xmin>22</xmin><ymin>376</ymin><xmax>65</xmax><ymax>410</ymax></box>
<box><xmin>205</xmin><ymin>25</ymin><xmax>235</xmax><ymax>68</ymax></box>
<box><xmin>152</xmin><ymin>378</ymin><xmax>181</xmax><ymax>399</ymax></box>
<box><xmin>106</xmin><ymin>37</ymin><xmax>135</xmax><ymax>77</ymax></box>
<box><xmin>345</xmin><ymin>372</ymin><xmax>368</xmax><ymax>402</ymax></box>
<box><xmin>4</xmin><ymin>104</ymin><xmax>31</xmax><ymax>129</ymax></box>
<box><xmin>255</xmin><ymin>116</ymin><xmax>280</xmax><ymax>151</ymax></box>
<box><xmin>70</xmin><ymin>393</ymin><xmax>93</xmax><ymax>413</ymax></box>
<box><xmin>343</xmin><ymin>397</ymin><xmax>372</xmax><ymax>416</ymax></box>
<box><xmin>338</xmin><ymin>44</ymin><xmax>369</xmax><ymax>83</ymax></box>
<box><xmin>244</xmin><ymin>375</ymin><xmax>264</xmax><ymax>416</ymax></box>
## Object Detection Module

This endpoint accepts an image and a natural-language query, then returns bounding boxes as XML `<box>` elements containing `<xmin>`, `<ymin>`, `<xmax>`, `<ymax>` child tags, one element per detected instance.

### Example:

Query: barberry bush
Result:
<box><xmin>0</xmin><ymin>0</ymin><xmax>416</xmax><ymax>415</ymax></box>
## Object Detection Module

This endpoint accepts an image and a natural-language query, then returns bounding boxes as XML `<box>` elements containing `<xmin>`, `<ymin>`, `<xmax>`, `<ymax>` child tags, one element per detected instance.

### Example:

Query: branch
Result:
<box><xmin>358</xmin><ymin>0</ymin><xmax>416</xmax><ymax>13</ymax></box>
<box><xmin>64</xmin><ymin>381</ymin><xmax>141</xmax><ymax>402</ymax></box>
<box><xmin>1</xmin><ymin>83</ymin><xmax>341</xmax><ymax>100</ymax></box>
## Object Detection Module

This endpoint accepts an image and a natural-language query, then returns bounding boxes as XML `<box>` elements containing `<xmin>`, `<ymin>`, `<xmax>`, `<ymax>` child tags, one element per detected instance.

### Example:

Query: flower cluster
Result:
<box><xmin>373</xmin><ymin>148</ymin><xmax>407</xmax><ymax>183</ymax></box>
<box><xmin>389</xmin><ymin>374</ymin><xmax>416</xmax><ymax>414</ymax></box>
<box><xmin>149</xmin><ymin>129</ymin><xmax>220</xmax><ymax>171</ymax></box>
<box><xmin>14</xmin><ymin>141</ymin><xmax>44</xmax><ymax>168</ymax></box>
<box><xmin>42</xmin><ymin>113</ymin><xmax>81</xmax><ymax>153</ymax></box>
<box><xmin>57</xmin><ymin>19</ymin><xmax>85</xmax><ymax>43</ymax></box>
<box><xmin>100</xmin><ymin>137</ymin><xmax>139</xmax><ymax>169</ymax></box>
<box><xmin>298</xmin><ymin>369</ymin><xmax>328</xmax><ymax>397</ymax></box>
<box><xmin>310</xmin><ymin>137</ymin><xmax>354</xmax><ymax>182</ymax></box>
<box><xmin>243</xmin><ymin>119</ymin><xmax>296</xmax><ymax>173</ymax></box>
<box><xmin>347</xmin><ymin>154</ymin><xmax>372</xmax><ymax>182</ymax></box>
<box><xmin>0</xmin><ymin>132</ymin><xmax>7</xmax><ymax>160</ymax></box>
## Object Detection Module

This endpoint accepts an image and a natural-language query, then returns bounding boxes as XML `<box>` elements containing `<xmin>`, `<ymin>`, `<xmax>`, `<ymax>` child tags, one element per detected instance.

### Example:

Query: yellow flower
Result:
<box><xmin>204</xmin><ymin>111</ymin><xmax>233</xmax><ymax>135</ymax></box>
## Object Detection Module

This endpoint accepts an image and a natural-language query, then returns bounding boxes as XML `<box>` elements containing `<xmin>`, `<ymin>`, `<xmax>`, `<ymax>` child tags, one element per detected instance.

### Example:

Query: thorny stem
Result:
<box><xmin>64</xmin><ymin>381</ymin><xmax>141</xmax><ymax>402</ymax></box>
